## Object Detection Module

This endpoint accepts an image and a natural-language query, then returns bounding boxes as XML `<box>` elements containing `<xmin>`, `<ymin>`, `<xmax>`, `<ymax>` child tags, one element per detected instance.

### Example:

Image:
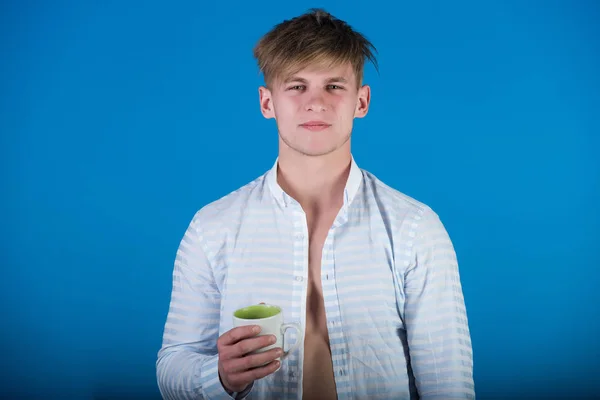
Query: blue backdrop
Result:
<box><xmin>2</xmin><ymin>1</ymin><xmax>598</xmax><ymax>398</ymax></box>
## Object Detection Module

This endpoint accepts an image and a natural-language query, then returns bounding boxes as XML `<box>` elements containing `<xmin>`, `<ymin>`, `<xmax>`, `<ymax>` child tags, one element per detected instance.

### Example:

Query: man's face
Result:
<box><xmin>259</xmin><ymin>63</ymin><xmax>370</xmax><ymax>157</ymax></box>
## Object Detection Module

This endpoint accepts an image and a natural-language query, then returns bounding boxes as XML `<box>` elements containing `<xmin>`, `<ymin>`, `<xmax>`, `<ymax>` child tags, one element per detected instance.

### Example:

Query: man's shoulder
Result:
<box><xmin>190</xmin><ymin>172</ymin><xmax>269</xmax><ymax>230</ymax></box>
<box><xmin>360</xmin><ymin>168</ymin><xmax>432</xmax><ymax>216</ymax></box>
<box><xmin>359</xmin><ymin>168</ymin><xmax>451</xmax><ymax>241</ymax></box>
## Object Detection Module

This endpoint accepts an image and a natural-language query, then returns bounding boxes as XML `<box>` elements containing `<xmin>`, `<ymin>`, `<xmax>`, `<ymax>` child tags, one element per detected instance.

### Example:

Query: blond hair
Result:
<box><xmin>253</xmin><ymin>9</ymin><xmax>378</xmax><ymax>88</ymax></box>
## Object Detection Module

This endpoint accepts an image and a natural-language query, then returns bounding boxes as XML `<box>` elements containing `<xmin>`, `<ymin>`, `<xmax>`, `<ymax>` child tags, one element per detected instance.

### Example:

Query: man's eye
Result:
<box><xmin>288</xmin><ymin>85</ymin><xmax>305</xmax><ymax>90</ymax></box>
<box><xmin>328</xmin><ymin>85</ymin><xmax>343</xmax><ymax>90</ymax></box>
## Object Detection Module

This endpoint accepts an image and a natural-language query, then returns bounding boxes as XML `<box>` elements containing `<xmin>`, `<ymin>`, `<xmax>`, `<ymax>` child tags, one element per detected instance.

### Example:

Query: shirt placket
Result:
<box><xmin>322</xmin><ymin>225</ymin><xmax>352</xmax><ymax>400</ymax></box>
<box><xmin>288</xmin><ymin>204</ymin><xmax>309</xmax><ymax>400</ymax></box>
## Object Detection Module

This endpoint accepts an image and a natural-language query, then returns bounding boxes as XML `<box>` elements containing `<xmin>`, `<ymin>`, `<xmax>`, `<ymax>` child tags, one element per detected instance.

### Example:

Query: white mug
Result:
<box><xmin>232</xmin><ymin>303</ymin><xmax>302</xmax><ymax>361</ymax></box>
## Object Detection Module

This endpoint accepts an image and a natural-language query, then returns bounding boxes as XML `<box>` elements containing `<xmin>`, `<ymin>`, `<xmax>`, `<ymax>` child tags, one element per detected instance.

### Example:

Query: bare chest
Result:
<box><xmin>302</xmin><ymin>211</ymin><xmax>339</xmax><ymax>399</ymax></box>
<box><xmin>307</xmin><ymin>214</ymin><xmax>335</xmax><ymax>282</ymax></box>
<box><xmin>304</xmin><ymin>210</ymin><xmax>339</xmax><ymax>322</ymax></box>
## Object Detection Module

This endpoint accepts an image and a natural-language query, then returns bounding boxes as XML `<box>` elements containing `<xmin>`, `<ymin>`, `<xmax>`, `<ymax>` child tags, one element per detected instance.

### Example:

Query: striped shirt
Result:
<box><xmin>156</xmin><ymin>157</ymin><xmax>475</xmax><ymax>400</ymax></box>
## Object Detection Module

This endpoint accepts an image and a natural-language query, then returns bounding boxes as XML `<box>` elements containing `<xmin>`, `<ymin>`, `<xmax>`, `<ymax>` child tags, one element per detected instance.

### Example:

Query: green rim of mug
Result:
<box><xmin>234</xmin><ymin>304</ymin><xmax>281</xmax><ymax>319</ymax></box>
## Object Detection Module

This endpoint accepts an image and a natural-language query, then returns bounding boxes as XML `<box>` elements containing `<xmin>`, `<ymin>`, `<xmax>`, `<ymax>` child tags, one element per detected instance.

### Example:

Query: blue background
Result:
<box><xmin>1</xmin><ymin>1</ymin><xmax>598</xmax><ymax>398</ymax></box>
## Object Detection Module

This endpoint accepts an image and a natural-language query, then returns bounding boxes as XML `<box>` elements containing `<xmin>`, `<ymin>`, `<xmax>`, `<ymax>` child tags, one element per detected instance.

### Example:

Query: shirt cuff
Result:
<box><xmin>227</xmin><ymin>383</ymin><xmax>254</xmax><ymax>399</ymax></box>
<box><xmin>199</xmin><ymin>355</ymin><xmax>254</xmax><ymax>399</ymax></box>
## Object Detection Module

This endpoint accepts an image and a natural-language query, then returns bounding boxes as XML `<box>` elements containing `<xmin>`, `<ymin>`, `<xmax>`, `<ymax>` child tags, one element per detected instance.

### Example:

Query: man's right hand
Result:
<box><xmin>217</xmin><ymin>325</ymin><xmax>283</xmax><ymax>393</ymax></box>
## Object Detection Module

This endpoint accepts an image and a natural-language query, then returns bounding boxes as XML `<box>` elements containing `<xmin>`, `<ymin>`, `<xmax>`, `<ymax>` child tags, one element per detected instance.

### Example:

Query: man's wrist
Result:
<box><xmin>219</xmin><ymin>372</ymin><xmax>252</xmax><ymax>399</ymax></box>
<box><xmin>224</xmin><ymin>384</ymin><xmax>252</xmax><ymax>399</ymax></box>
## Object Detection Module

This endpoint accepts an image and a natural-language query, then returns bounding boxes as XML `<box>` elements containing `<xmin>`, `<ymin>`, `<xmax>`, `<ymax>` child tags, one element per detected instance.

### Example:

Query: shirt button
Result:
<box><xmin>295</xmin><ymin>276</ymin><xmax>303</xmax><ymax>282</ymax></box>
<box><xmin>295</xmin><ymin>233</ymin><xmax>303</xmax><ymax>240</ymax></box>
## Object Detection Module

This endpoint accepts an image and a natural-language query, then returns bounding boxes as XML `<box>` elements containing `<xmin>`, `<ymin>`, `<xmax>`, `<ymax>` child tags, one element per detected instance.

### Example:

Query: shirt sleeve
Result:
<box><xmin>156</xmin><ymin>213</ymin><xmax>252</xmax><ymax>400</ymax></box>
<box><xmin>404</xmin><ymin>207</ymin><xmax>475</xmax><ymax>399</ymax></box>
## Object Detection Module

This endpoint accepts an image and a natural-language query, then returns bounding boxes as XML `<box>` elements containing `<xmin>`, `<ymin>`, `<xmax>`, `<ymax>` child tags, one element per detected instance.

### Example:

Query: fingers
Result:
<box><xmin>222</xmin><ymin>347</ymin><xmax>283</xmax><ymax>374</ymax></box>
<box><xmin>234</xmin><ymin>335</ymin><xmax>277</xmax><ymax>358</ymax></box>
<box><xmin>229</xmin><ymin>359</ymin><xmax>281</xmax><ymax>387</ymax></box>
<box><xmin>218</xmin><ymin>325</ymin><xmax>261</xmax><ymax>347</ymax></box>
<box><xmin>221</xmin><ymin>334</ymin><xmax>276</xmax><ymax>360</ymax></box>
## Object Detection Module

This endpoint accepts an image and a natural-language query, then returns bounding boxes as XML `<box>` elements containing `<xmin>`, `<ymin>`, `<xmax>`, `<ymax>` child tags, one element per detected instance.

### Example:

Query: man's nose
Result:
<box><xmin>304</xmin><ymin>93</ymin><xmax>327</xmax><ymax>112</ymax></box>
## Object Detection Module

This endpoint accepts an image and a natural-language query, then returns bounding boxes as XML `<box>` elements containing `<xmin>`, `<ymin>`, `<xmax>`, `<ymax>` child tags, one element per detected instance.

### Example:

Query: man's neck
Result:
<box><xmin>277</xmin><ymin>147</ymin><xmax>352</xmax><ymax>213</ymax></box>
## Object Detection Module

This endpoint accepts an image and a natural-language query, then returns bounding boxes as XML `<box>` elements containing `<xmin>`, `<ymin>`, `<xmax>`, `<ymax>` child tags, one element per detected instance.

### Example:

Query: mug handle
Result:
<box><xmin>280</xmin><ymin>322</ymin><xmax>303</xmax><ymax>359</ymax></box>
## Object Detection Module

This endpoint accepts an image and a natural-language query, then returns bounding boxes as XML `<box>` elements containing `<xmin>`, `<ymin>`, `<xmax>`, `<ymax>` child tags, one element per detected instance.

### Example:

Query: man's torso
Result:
<box><xmin>200</xmin><ymin>163</ymin><xmax>425</xmax><ymax>399</ymax></box>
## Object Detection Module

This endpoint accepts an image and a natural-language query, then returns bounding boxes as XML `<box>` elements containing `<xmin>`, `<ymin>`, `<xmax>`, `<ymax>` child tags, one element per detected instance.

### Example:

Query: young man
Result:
<box><xmin>157</xmin><ymin>9</ymin><xmax>474</xmax><ymax>400</ymax></box>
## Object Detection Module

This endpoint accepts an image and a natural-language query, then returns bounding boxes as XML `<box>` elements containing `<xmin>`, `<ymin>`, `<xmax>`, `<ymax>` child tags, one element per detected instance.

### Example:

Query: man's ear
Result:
<box><xmin>354</xmin><ymin>84</ymin><xmax>371</xmax><ymax>118</ymax></box>
<box><xmin>259</xmin><ymin>86</ymin><xmax>275</xmax><ymax>119</ymax></box>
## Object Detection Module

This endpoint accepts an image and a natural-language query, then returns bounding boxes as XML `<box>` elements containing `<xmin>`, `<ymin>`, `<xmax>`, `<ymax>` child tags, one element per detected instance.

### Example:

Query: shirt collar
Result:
<box><xmin>266</xmin><ymin>155</ymin><xmax>363</xmax><ymax>210</ymax></box>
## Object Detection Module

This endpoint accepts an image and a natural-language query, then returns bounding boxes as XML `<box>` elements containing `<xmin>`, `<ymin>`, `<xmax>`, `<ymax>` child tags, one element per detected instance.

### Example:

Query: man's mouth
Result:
<box><xmin>299</xmin><ymin>121</ymin><xmax>332</xmax><ymax>131</ymax></box>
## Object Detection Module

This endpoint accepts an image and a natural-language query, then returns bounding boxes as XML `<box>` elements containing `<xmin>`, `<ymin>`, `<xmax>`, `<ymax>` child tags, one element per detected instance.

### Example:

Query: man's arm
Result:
<box><xmin>404</xmin><ymin>207</ymin><xmax>475</xmax><ymax>399</ymax></box>
<box><xmin>156</xmin><ymin>214</ymin><xmax>245</xmax><ymax>400</ymax></box>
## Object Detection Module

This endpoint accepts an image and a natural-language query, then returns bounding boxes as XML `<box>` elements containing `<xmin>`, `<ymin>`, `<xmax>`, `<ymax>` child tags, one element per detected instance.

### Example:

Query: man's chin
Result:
<box><xmin>290</xmin><ymin>144</ymin><xmax>343</xmax><ymax>157</ymax></box>
<box><xmin>279</xmin><ymin>132</ymin><xmax>351</xmax><ymax>157</ymax></box>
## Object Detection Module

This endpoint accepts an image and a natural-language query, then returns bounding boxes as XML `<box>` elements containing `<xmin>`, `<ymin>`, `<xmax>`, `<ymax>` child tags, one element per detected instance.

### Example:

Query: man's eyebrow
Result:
<box><xmin>282</xmin><ymin>76</ymin><xmax>349</xmax><ymax>84</ymax></box>
<box><xmin>326</xmin><ymin>77</ymin><xmax>348</xmax><ymax>83</ymax></box>
<box><xmin>283</xmin><ymin>76</ymin><xmax>308</xmax><ymax>84</ymax></box>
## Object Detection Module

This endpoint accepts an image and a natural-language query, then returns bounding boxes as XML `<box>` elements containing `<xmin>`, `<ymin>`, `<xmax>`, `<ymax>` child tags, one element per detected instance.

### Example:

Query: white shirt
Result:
<box><xmin>157</xmin><ymin>156</ymin><xmax>475</xmax><ymax>399</ymax></box>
